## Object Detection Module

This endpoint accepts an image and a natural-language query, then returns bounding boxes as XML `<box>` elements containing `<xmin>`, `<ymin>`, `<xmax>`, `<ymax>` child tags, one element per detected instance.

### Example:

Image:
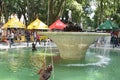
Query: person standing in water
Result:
<box><xmin>32</xmin><ymin>42</ymin><xmax>37</xmax><ymax>51</ymax></box>
<box><xmin>37</xmin><ymin>63</ymin><xmax>53</xmax><ymax>80</ymax></box>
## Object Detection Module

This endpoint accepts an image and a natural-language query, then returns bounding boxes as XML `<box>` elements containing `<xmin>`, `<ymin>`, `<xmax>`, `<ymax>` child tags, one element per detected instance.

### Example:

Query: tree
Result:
<box><xmin>48</xmin><ymin>0</ymin><xmax>65</xmax><ymax>25</ymax></box>
<box><xmin>1</xmin><ymin>0</ymin><xmax>119</xmax><ymax>29</ymax></box>
<box><xmin>93</xmin><ymin>0</ymin><xmax>120</xmax><ymax>28</ymax></box>
<box><xmin>1</xmin><ymin>0</ymin><xmax>66</xmax><ymax>26</ymax></box>
<box><xmin>65</xmin><ymin>0</ymin><xmax>83</xmax><ymax>23</ymax></box>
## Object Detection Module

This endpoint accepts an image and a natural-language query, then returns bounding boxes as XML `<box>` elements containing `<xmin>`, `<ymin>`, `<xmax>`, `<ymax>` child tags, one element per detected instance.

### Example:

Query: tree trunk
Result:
<box><xmin>100</xmin><ymin>0</ymin><xmax>103</xmax><ymax>23</ymax></box>
<box><xmin>48</xmin><ymin>0</ymin><xmax>65</xmax><ymax>25</ymax></box>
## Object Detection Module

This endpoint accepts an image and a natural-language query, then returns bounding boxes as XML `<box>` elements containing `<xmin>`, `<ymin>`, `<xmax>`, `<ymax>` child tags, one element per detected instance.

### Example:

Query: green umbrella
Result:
<box><xmin>98</xmin><ymin>20</ymin><xmax>119</xmax><ymax>30</ymax></box>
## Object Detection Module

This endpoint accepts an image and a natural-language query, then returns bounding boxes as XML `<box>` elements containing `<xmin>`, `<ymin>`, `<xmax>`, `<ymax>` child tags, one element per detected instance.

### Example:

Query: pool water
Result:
<box><xmin>0</xmin><ymin>47</ymin><xmax>120</xmax><ymax>80</ymax></box>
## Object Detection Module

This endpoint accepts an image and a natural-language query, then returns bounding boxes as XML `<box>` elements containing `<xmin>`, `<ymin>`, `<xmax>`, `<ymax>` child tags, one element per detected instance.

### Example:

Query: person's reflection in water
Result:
<box><xmin>37</xmin><ymin>63</ymin><xmax>53</xmax><ymax>80</ymax></box>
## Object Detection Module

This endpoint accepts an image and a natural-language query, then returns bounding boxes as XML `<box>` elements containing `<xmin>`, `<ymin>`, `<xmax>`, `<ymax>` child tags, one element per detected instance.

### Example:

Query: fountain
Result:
<box><xmin>1</xmin><ymin>38</ymin><xmax>120</xmax><ymax>80</ymax></box>
<box><xmin>38</xmin><ymin>32</ymin><xmax>110</xmax><ymax>60</ymax></box>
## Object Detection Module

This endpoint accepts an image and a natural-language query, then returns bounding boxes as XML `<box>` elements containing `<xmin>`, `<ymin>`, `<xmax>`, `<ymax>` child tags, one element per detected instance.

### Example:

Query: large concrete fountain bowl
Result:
<box><xmin>39</xmin><ymin>32</ymin><xmax>110</xmax><ymax>60</ymax></box>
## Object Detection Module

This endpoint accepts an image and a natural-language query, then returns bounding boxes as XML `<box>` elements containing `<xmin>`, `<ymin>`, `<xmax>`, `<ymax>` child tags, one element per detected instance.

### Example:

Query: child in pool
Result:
<box><xmin>32</xmin><ymin>42</ymin><xmax>37</xmax><ymax>51</ymax></box>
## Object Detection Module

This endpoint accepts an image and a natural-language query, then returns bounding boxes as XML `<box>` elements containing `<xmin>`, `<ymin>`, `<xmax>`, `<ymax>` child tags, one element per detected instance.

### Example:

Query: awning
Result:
<box><xmin>3</xmin><ymin>18</ymin><xmax>26</xmax><ymax>29</ymax></box>
<box><xmin>27</xmin><ymin>18</ymin><xmax>48</xmax><ymax>30</ymax></box>
<box><xmin>49</xmin><ymin>19</ymin><xmax>66</xmax><ymax>30</ymax></box>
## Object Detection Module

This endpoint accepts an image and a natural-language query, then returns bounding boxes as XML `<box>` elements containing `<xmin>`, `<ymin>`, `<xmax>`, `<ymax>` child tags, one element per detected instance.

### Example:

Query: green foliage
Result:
<box><xmin>113</xmin><ymin>13</ymin><xmax>120</xmax><ymax>27</ymax></box>
<box><xmin>92</xmin><ymin>0</ymin><xmax>120</xmax><ymax>29</ymax></box>
<box><xmin>1</xmin><ymin>0</ymin><xmax>119</xmax><ymax>29</ymax></box>
<box><xmin>66</xmin><ymin>0</ymin><xmax>83</xmax><ymax>22</ymax></box>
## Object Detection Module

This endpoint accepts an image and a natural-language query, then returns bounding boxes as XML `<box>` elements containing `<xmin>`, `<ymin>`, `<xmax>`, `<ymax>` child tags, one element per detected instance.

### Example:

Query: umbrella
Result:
<box><xmin>49</xmin><ymin>19</ymin><xmax>66</xmax><ymax>30</ymax></box>
<box><xmin>27</xmin><ymin>18</ymin><xmax>48</xmax><ymax>30</ymax></box>
<box><xmin>3</xmin><ymin>18</ymin><xmax>26</xmax><ymax>29</ymax></box>
<box><xmin>98</xmin><ymin>20</ymin><xmax>119</xmax><ymax>30</ymax></box>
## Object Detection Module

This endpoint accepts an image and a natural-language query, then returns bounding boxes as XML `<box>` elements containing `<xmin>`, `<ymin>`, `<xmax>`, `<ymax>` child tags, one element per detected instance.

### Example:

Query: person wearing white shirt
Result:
<box><xmin>11</xmin><ymin>32</ymin><xmax>14</xmax><ymax>44</ymax></box>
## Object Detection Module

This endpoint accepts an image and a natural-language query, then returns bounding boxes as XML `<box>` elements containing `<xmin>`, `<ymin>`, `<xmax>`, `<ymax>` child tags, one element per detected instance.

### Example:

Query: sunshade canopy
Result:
<box><xmin>27</xmin><ymin>18</ymin><xmax>48</xmax><ymax>30</ymax></box>
<box><xmin>49</xmin><ymin>19</ymin><xmax>66</xmax><ymax>30</ymax></box>
<box><xmin>3</xmin><ymin>18</ymin><xmax>26</xmax><ymax>29</ymax></box>
<box><xmin>98</xmin><ymin>20</ymin><xmax>119</xmax><ymax>30</ymax></box>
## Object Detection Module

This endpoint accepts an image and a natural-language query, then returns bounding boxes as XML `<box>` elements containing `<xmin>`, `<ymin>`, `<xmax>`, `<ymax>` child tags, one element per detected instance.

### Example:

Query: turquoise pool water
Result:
<box><xmin>0</xmin><ymin>47</ymin><xmax>120</xmax><ymax>80</ymax></box>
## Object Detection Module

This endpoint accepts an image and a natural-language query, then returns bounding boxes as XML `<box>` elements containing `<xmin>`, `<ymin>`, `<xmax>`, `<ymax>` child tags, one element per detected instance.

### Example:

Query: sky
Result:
<box><xmin>89</xmin><ymin>0</ymin><xmax>97</xmax><ymax>19</ymax></box>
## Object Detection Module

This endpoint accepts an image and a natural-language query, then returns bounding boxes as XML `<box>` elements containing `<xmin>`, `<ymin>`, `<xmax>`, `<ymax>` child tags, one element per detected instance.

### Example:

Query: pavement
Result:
<box><xmin>89</xmin><ymin>43</ymin><xmax>120</xmax><ymax>51</ymax></box>
<box><xmin>0</xmin><ymin>41</ymin><xmax>57</xmax><ymax>50</ymax></box>
<box><xmin>0</xmin><ymin>41</ymin><xmax>120</xmax><ymax>51</ymax></box>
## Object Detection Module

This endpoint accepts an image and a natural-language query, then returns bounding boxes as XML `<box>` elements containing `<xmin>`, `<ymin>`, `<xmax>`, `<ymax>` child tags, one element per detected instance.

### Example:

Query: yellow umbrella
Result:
<box><xmin>27</xmin><ymin>18</ymin><xmax>48</xmax><ymax>30</ymax></box>
<box><xmin>3</xmin><ymin>18</ymin><xmax>26</xmax><ymax>29</ymax></box>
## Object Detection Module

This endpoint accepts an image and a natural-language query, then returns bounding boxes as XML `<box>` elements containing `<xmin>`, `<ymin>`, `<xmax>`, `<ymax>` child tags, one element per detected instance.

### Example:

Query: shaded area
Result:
<box><xmin>63</xmin><ymin>22</ymin><xmax>83</xmax><ymax>32</ymax></box>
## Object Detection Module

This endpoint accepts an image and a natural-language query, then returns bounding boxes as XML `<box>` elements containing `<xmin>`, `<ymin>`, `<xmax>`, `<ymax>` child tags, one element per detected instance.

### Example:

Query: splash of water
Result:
<box><xmin>65</xmin><ymin>36</ymin><xmax>111</xmax><ymax>67</ymax></box>
<box><xmin>65</xmin><ymin>55</ymin><xmax>110</xmax><ymax>67</ymax></box>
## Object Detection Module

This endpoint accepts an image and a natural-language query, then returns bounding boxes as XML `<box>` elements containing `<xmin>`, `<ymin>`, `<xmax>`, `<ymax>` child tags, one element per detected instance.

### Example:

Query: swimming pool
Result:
<box><xmin>0</xmin><ymin>46</ymin><xmax>120</xmax><ymax>80</ymax></box>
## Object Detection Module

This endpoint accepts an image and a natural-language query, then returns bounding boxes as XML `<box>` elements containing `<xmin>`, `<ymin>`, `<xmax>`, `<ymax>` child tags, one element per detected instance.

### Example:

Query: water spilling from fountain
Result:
<box><xmin>65</xmin><ymin>36</ymin><xmax>111</xmax><ymax>67</ymax></box>
<box><xmin>0</xmin><ymin>39</ymin><xmax>120</xmax><ymax>80</ymax></box>
<box><xmin>38</xmin><ymin>32</ymin><xmax>110</xmax><ymax>60</ymax></box>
